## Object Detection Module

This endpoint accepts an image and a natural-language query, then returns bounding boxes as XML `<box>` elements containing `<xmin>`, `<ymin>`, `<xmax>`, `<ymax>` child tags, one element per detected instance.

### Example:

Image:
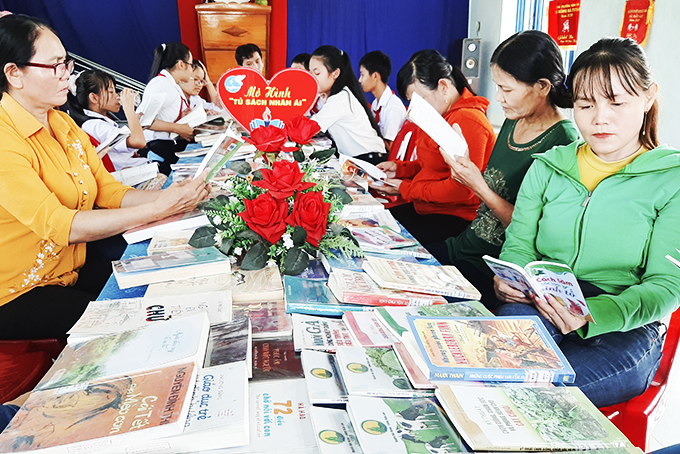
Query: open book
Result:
<box><xmin>407</xmin><ymin>91</ymin><xmax>468</xmax><ymax>159</ymax></box>
<box><xmin>194</xmin><ymin>129</ymin><xmax>245</xmax><ymax>181</ymax></box>
<box><xmin>95</xmin><ymin>125</ymin><xmax>130</xmax><ymax>153</ymax></box>
<box><xmin>483</xmin><ymin>255</ymin><xmax>593</xmax><ymax>322</ymax></box>
<box><xmin>177</xmin><ymin>104</ymin><xmax>208</xmax><ymax>128</ymax></box>
<box><xmin>138</xmin><ymin>92</ymin><xmax>168</xmax><ymax>127</ymax></box>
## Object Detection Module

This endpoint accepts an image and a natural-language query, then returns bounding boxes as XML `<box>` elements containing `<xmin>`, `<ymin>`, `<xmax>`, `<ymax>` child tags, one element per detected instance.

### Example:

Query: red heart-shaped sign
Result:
<box><xmin>217</xmin><ymin>67</ymin><xmax>319</xmax><ymax>132</ymax></box>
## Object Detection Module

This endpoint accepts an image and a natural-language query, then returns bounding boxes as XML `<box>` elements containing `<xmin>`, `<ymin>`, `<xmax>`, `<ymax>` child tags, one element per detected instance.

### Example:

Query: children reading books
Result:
<box><xmin>495</xmin><ymin>37</ymin><xmax>680</xmax><ymax>407</ymax></box>
<box><xmin>137</xmin><ymin>42</ymin><xmax>195</xmax><ymax>175</ymax></box>
<box><xmin>179</xmin><ymin>60</ymin><xmax>222</xmax><ymax>115</ymax></box>
<box><xmin>0</xmin><ymin>15</ymin><xmax>210</xmax><ymax>339</ymax></box>
<box><xmin>235</xmin><ymin>43</ymin><xmax>264</xmax><ymax>74</ymax></box>
<box><xmin>373</xmin><ymin>50</ymin><xmax>495</xmax><ymax>245</ymax></box>
<box><xmin>358</xmin><ymin>50</ymin><xmax>406</xmax><ymax>150</ymax></box>
<box><xmin>67</xmin><ymin>69</ymin><xmax>149</xmax><ymax>171</ymax></box>
<box><xmin>309</xmin><ymin>45</ymin><xmax>386</xmax><ymax>164</ymax></box>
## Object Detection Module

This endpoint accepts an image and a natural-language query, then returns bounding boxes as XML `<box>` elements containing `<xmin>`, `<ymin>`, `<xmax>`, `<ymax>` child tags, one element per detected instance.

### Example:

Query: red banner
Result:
<box><xmin>621</xmin><ymin>0</ymin><xmax>654</xmax><ymax>46</ymax></box>
<box><xmin>548</xmin><ymin>0</ymin><xmax>581</xmax><ymax>50</ymax></box>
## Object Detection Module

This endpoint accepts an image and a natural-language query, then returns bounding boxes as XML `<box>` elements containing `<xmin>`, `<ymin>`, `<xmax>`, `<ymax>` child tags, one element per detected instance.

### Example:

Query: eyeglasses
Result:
<box><xmin>189</xmin><ymin>77</ymin><xmax>207</xmax><ymax>86</ymax></box>
<box><xmin>20</xmin><ymin>58</ymin><xmax>75</xmax><ymax>78</ymax></box>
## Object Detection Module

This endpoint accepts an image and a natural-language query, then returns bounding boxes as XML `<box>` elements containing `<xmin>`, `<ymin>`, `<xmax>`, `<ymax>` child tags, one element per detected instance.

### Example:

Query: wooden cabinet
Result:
<box><xmin>196</xmin><ymin>3</ymin><xmax>271</xmax><ymax>80</ymax></box>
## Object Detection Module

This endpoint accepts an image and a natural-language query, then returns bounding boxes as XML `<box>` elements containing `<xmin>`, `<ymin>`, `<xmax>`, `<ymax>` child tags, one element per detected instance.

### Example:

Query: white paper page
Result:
<box><xmin>407</xmin><ymin>92</ymin><xmax>468</xmax><ymax>159</ymax></box>
<box><xmin>138</xmin><ymin>92</ymin><xmax>168</xmax><ymax>127</ymax></box>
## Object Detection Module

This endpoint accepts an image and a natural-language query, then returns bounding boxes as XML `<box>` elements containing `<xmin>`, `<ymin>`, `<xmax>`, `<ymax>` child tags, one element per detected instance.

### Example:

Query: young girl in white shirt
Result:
<box><xmin>309</xmin><ymin>45</ymin><xmax>386</xmax><ymax>164</ymax></box>
<box><xmin>178</xmin><ymin>60</ymin><xmax>222</xmax><ymax>115</ymax></box>
<box><xmin>138</xmin><ymin>42</ymin><xmax>195</xmax><ymax>174</ymax></box>
<box><xmin>67</xmin><ymin>69</ymin><xmax>149</xmax><ymax>171</ymax></box>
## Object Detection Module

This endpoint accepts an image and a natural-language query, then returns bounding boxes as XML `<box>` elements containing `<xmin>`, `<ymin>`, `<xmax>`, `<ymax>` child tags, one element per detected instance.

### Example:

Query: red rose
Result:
<box><xmin>285</xmin><ymin>115</ymin><xmax>321</xmax><ymax>145</ymax></box>
<box><xmin>253</xmin><ymin>160</ymin><xmax>315</xmax><ymax>199</ymax></box>
<box><xmin>243</xmin><ymin>125</ymin><xmax>287</xmax><ymax>153</ymax></box>
<box><xmin>286</xmin><ymin>191</ymin><xmax>330</xmax><ymax>247</ymax></box>
<box><xmin>238</xmin><ymin>192</ymin><xmax>289</xmax><ymax>244</ymax></box>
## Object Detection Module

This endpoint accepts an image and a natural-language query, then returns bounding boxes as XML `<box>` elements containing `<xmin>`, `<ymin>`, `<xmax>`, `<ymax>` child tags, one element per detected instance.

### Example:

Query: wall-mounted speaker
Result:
<box><xmin>461</xmin><ymin>38</ymin><xmax>481</xmax><ymax>93</ymax></box>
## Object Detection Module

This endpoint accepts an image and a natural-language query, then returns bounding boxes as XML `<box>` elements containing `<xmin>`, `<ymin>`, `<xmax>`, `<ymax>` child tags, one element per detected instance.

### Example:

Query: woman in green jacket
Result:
<box><xmin>495</xmin><ymin>37</ymin><xmax>680</xmax><ymax>407</ymax></box>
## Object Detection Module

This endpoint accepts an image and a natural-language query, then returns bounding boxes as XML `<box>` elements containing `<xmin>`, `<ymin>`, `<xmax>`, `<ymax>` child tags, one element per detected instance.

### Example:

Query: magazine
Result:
<box><xmin>483</xmin><ymin>255</ymin><xmax>592</xmax><ymax>322</ymax></box>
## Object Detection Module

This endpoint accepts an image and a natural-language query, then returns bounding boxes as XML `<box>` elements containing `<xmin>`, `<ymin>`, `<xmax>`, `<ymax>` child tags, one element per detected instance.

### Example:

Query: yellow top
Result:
<box><xmin>577</xmin><ymin>143</ymin><xmax>647</xmax><ymax>192</ymax></box>
<box><xmin>0</xmin><ymin>93</ymin><xmax>131</xmax><ymax>306</ymax></box>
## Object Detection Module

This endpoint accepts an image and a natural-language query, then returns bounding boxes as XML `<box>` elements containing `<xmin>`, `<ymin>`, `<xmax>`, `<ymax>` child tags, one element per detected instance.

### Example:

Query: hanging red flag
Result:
<box><xmin>548</xmin><ymin>0</ymin><xmax>581</xmax><ymax>50</ymax></box>
<box><xmin>621</xmin><ymin>0</ymin><xmax>654</xmax><ymax>46</ymax></box>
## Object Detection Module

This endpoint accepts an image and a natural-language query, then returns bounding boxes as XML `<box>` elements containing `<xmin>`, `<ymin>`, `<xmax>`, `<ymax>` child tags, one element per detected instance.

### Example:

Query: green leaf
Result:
<box><xmin>229</xmin><ymin>161</ymin><xmax>252</xmax><ymax>176</ymax></box>
<box><xmin>293</xmin><ymin>149</ymin><xmax>305</xmax><ymax>162</ymax></box>
<box><xmin>217</xmin><ymin>237</ymin><xmax>234</xmax><ymax>255</ymax></box>
<box><xmin>189</xmin><ymin>226</ymin><xmax>217</xmax><ymax>248</ymax></box>
<box><xmin>241</xmin><ymin>242</ymin><xmax>269</xmax><ymax>270</ymax></box>
<box><xmin>309</xmin><ymin>147</ymin><xmax>336</xmax><ymax>163</ymax></box>
<box><xmin>252</xmin><ymin>169</ymin><xmax>263</xmax><ymax>181</ymax></box>
<box><xmin>291</xmin><ymin>225</ymin><xmax>307</xmax><ymax>247</ymax></box>
<box><xmin>215</xmin><ymin>194</ymin><xmax>230</xmax><ymax>206</ymax></box>
<box><xmin>329</xmin><ymin>187</ymin><xmax>353</xmax><ymax>204</ymax></box>
<box><xmin>237</xmin><ymin>229</ymin><xmax>264</xmax><ymax>242</ymax></box>
<box><xmin>214</xmin><ymin>220</ymin><xmax>230</xmax><ymax>231</ymax></box>
<box><xmin>283</xmin><ymin>247</ymin><xmax>309</xmax><ymax>275</ymax></box>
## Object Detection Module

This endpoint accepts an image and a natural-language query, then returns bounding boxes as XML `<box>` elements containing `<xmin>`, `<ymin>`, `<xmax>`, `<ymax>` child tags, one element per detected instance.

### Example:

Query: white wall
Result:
<box><xmin>469</xmin><ymin>0</ymin><xmax>680</xmax><ymax>145</ymax></box>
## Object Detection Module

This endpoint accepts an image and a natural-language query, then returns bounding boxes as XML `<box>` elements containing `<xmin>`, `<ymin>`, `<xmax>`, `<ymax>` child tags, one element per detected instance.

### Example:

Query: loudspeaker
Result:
<box><xmin>460</xmin><ymin>38</ymin><xmax>481</xmax><ymax>93</ymax></box>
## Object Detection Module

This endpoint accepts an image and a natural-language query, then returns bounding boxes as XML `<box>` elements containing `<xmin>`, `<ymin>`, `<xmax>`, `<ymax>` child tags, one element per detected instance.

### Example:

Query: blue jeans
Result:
<box><xmin>496</xmin><ymin>303</ymin><xmax>664</xmax><ymax>408</ymax></box>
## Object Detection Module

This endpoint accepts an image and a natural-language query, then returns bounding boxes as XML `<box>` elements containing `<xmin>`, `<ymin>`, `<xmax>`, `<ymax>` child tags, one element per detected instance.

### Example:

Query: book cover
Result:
<box><xmin>349</xmin><ymin>226</ymin><xmax>417</xmax><ymax>250</ymax></box>
<box><xmin>205</xmin><ymin>317</ymin><xmax>252</xmax><ymax>377</ymax></box>
<box><xmin>347</xmin><ymin>395</ymin><xmax>468</xmax><ymax>454</ymax></box>
<box><xmin>145</xmin><ymin>272</ymin><xmax>232</xmax><ymax>298</ymax></box>
<box><xmin>284</xmin><ymin>275</ymin><xmax>372</xmax><ymax>317</ymax></box>
<box><xmin>122</xmin><ymin>210</ymin><xmax>209</xmax><ymax>244</ymax></box>
<box><xmin>301</xmin><ymin>350</ymin><xmax>348</xmax><ymax>404</ymax></box>
<box><xmin>112</xmin><ymin>248</ymin><xmax>230</xmax><ymax>289</ymax></box>
<box><xmin>67</xmin><ymin>293</ymin><xmax>231</xmax><ymax>344</ymax></box>
<box><xmin>296</xmin><ymin>258</ymin><xmax>330</xmax><ymax>280</ymax></box>
<box><xmin>483</xmin><ymin>256</ymin><xmax>593</xmax><ymax>323</ymax></box>
<box><xmin>363</xmin><ymin>256</ymin><xmax>481</xmax><ymax>300</ymax></box>
<box><xmin>37</xmin><ymin>312</ymin><xmax>209</xmax><ymax>391</ymax></box>
<box><xmin>408</xmin><ymin>316</ymin><xmax>575</xmax><ymax>384</ymax></box>
<box><xmin>343</xmin><ymin>312</ymin><xmax>395</xmax><ymax>348</ymax></box>
<box><xmin>337</xmin><ymin>210</ymin><xmax>400</xmax><ymax>233</ymax></box>
<box><xmin>252</xmin><ymin>338</ymin><xmax>304</xmax><ymax>381</ymax></box>
<box><xmin>310</xmin><ymin>406</ymin><xmax>364</xmax><ymax>454</ymax></box>
<box><xmin>147</xmin><ymin>229</ymin><xmax>196</xmax><ymax>255</ymax></box>
<box><xmin>233</xmin><ymin>298</ymin><xmax>293</xmax><ymax>339</ymax></box>
<box><xmin>292</xmin><ymin>314</ymin><xmax>354</xmax><ymax>352</ymax></box>
<box><xmin>207</xmin><ymin>379</ymin><xmax>318</xmax><ymax>454</ymax></box>
<box><xmin>231</xmin><ymin>266</ymin><xmax>284</xmax><ymax>303</ymax></box>
<box><xmin>340</xmin><ymin>192</ymin><xmax>385</xmax><ymax>217</ymax></box>
<box><xmin>336</xmin><ymin>347</ymin><xmax>434</xmax><ymax>398</ymax></box>
<box><xmin>435</xmin><ymin>384</ymin><xmax>632</xmax><ymax>451</ymax></box>
<box><xmin>366</xmin><ymin>243</ymin><xmax>433</xmax><ymax>260</ymax></box>
<box><xmin>321</xmin><ymin>249</ymin><xmax>366</xmax><ymax>273</ymax></box>
<box><xmin>0</xmin><ymin>362</ymin><xmax>197</xmax><ymax>454</ymax></box>
<box><xmin>328</xmin><ymin>269</ymin><xmax>447</xmax><ymax>307</ymax></box>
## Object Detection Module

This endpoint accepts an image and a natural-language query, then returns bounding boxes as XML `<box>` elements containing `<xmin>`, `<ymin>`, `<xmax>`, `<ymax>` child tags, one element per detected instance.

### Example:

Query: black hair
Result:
<box><xmin>66</xmin><ymin>69</ymin><xmax>116</xmax><ymax>126</ymax></box>
<box><xmin>148</xmin><ymin>42</ymin><xmax>191</xmax><ymax>81</ymax></box>
<box><xmin>0</xmin><ymin>14</ymin><xmax>55</xmax><ymax>93</ymax></box>
<box><xmin>359</xmin><ymin>50</ymin><xmax>391</xmax><ymax>84</ymax></box>
<box><xmin>567</xmin><ymin>37</ymin><xmax>659</xmax><ymax>150</ymax></box>
<box><xmin>235</xmin><ymin>43</ymin><xmax>262</xmax><ymax>66</ymax></box>
<box><xmin>311</xmin><ymin>45</ymin><xmax>382</xmax><ymax>138</ymax></box>
<box><xmin>397</xmin><ymin>49</ymin><xmax>474</xmax><ymax>101</ymax></box>
<box><xmin>291</xmin><ymin>52</ymin><xmax>311</xmax><ymax>70</ymax></box>
<box><xmin>491</xmin><ymin>30</ymin><xmax>571</xmax><ymax>109</ymax></box>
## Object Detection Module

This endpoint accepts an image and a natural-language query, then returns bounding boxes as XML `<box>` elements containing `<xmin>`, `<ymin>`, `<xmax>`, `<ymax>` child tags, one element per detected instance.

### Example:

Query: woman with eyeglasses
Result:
<box><xmin>0</xmin><ymin>15</ymin><xmax>210</xmax><ymax>340</ymax></box>
<box><xmin>137</xmin><ymin>41</ymin><xmax>196</xmax><ymax>175</ymax></box>
<box><xmin>178</xmin><ymin>60</ymin><xmax>223</xmax><ymax>116</ymax></box>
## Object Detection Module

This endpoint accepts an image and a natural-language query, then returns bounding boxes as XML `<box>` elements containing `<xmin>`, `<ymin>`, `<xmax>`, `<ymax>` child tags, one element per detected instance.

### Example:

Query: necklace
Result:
<box><xmin>507</xmin><ymin>121</ymin><xmax>559</xmax><ymax>152</ymax></box>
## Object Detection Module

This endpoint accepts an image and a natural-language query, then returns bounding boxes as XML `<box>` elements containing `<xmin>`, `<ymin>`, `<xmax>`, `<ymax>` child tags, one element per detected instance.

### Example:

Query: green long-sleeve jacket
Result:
<box><xmin>500</xmin><ymin>140</ymin><xmax>680</xmax><ymax>338</ymax></box>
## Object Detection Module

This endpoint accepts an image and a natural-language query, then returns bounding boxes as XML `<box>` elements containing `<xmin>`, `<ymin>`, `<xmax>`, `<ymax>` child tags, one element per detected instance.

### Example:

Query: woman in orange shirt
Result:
<box><xmin>0</xmin><ymin>15</ymin><xmax>209</xmax><ymax>339</ymax></box>
<box><xmin>375</xmin><ymin>50</ymin><xmax>495</xmax><ymax>245</ymax></box>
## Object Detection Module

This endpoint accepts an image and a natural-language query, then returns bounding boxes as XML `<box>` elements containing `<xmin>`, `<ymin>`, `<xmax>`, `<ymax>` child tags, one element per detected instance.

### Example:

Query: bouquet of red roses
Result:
<box><xmin>189</xmin><ymin>159</ymin><xmax>361</xmax><ymax>275</ymax></box>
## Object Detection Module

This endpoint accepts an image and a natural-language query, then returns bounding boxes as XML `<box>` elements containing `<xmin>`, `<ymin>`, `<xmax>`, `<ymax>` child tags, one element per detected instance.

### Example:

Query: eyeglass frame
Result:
<box><xmin>189</xmin><ymin>76</ymin><xmax>207</xmax><ymax>86</ymax></box>
<box><xmin>18</xmin><ymin>57</ymin><xmax>75</xmax><ymax>78</ymax></box>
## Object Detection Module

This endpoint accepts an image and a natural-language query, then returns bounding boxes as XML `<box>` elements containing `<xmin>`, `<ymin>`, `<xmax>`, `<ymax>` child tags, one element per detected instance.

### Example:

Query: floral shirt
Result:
<box><xmin>0</xmin><ymin>94</ymin><xmax>130</xmax><ymax>306</ymax></box>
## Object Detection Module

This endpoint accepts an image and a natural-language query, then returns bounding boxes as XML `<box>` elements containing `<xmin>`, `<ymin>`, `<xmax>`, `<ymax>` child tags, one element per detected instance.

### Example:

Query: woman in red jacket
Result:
<box><xmin>376</xmin><ymin>49</ymin><xmax>495</xmax><ymax>245</ymax></box>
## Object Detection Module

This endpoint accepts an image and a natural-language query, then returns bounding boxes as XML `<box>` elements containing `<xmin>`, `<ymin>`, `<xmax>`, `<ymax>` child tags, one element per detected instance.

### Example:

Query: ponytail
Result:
<box><xmin>149</xmin><ymin>42</ymin><xmax>190</xmax><ymax>81</ymax></box>
<box><xmin>65</xmin><ymin>69</ymin><xmax>116</xmax><ymax>126</ymax></box>
<box><xmin>397</xmin><ymin>49</ymin><xmax>475</xmax><ymax>101</ymax></box>
<box><xmin>312</xmin><ymin>45</ymin><xmax>382</xmax><ymax>139</ymax></box>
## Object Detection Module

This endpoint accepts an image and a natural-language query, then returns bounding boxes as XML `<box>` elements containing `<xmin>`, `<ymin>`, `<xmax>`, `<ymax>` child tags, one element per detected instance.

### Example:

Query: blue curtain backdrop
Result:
<box><xmin>287</xmin><ymin>0</ymin><xmax>470</xmax><ymax>103</ymax></box>
<box><xmin>0</xmin><ymin>0</ymin><xmax>181</xmax><ymax>83</ymax></box>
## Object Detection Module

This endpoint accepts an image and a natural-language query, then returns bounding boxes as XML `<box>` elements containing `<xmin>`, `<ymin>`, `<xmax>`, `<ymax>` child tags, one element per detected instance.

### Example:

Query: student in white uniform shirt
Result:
<box><xmin>309</xmin><ymin>45</ymin><xmax>386</xmax><ymax>164</ymax></box>
<box><xmin>178</xmin><ymin>60</ymin><xmax>222</xmax><ymax>114</ymax></box>
<box><xmin>66</xmin><ymin>69</ymin><xmax>149</xmax><ymax>171</ymax></box>
<box><xmin>359</xmin><ymin>50</ymin><xmax>407</xmax><ymax>151</ymax></box>
<box><xmin>137</xmin><ymin>42</ymin><xmax>195</xmax><ymax>175</ymax></box>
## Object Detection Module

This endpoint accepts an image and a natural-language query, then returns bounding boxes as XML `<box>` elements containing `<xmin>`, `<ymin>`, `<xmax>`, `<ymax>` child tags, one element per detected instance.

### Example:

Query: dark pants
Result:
<box><xmin>0</xmin><ymin>235</ymin><xmax>127</xmax><ymax>340</ymax></box>
<box><xmin>390</xmin><ymin>202</ymin><xmax>470</xmax><ymax>246</ymax></box>
<box><xmin>354</xmin><ymin>151</ymin><xmax>388</xmax><ymax>166</ymax></box>
<box><xmin>143</xmin><ymin>139</ymin><xmax>188</xmax><ymax>176</ymax></box>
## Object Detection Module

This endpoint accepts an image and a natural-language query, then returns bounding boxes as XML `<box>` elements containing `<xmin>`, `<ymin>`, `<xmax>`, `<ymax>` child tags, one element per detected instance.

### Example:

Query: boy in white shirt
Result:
<box><xmin>358</xmin><ymin>50</ymin><xmax>407</xmax><ymax>150</ymax></box>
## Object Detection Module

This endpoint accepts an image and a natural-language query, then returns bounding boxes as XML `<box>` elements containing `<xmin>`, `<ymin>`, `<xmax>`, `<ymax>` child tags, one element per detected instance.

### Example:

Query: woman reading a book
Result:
<box><xmin>494</xmin><ymin>37</ymin><xmax>680</xmax><ymax>407</ymax></box>
<box><xmin>374</xmin><ymin>50</ymin><xmax>496</xmax><ymax>245</ymax></box>
<box><xmin>430</xmin><ymin>31</ymin><xmax>579</xmax><ymax>308</ymax></box>
<box><xmin>0</xmin><ymin>15</ymin><xmax>210</xmax><ymax>340</ymax></box>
